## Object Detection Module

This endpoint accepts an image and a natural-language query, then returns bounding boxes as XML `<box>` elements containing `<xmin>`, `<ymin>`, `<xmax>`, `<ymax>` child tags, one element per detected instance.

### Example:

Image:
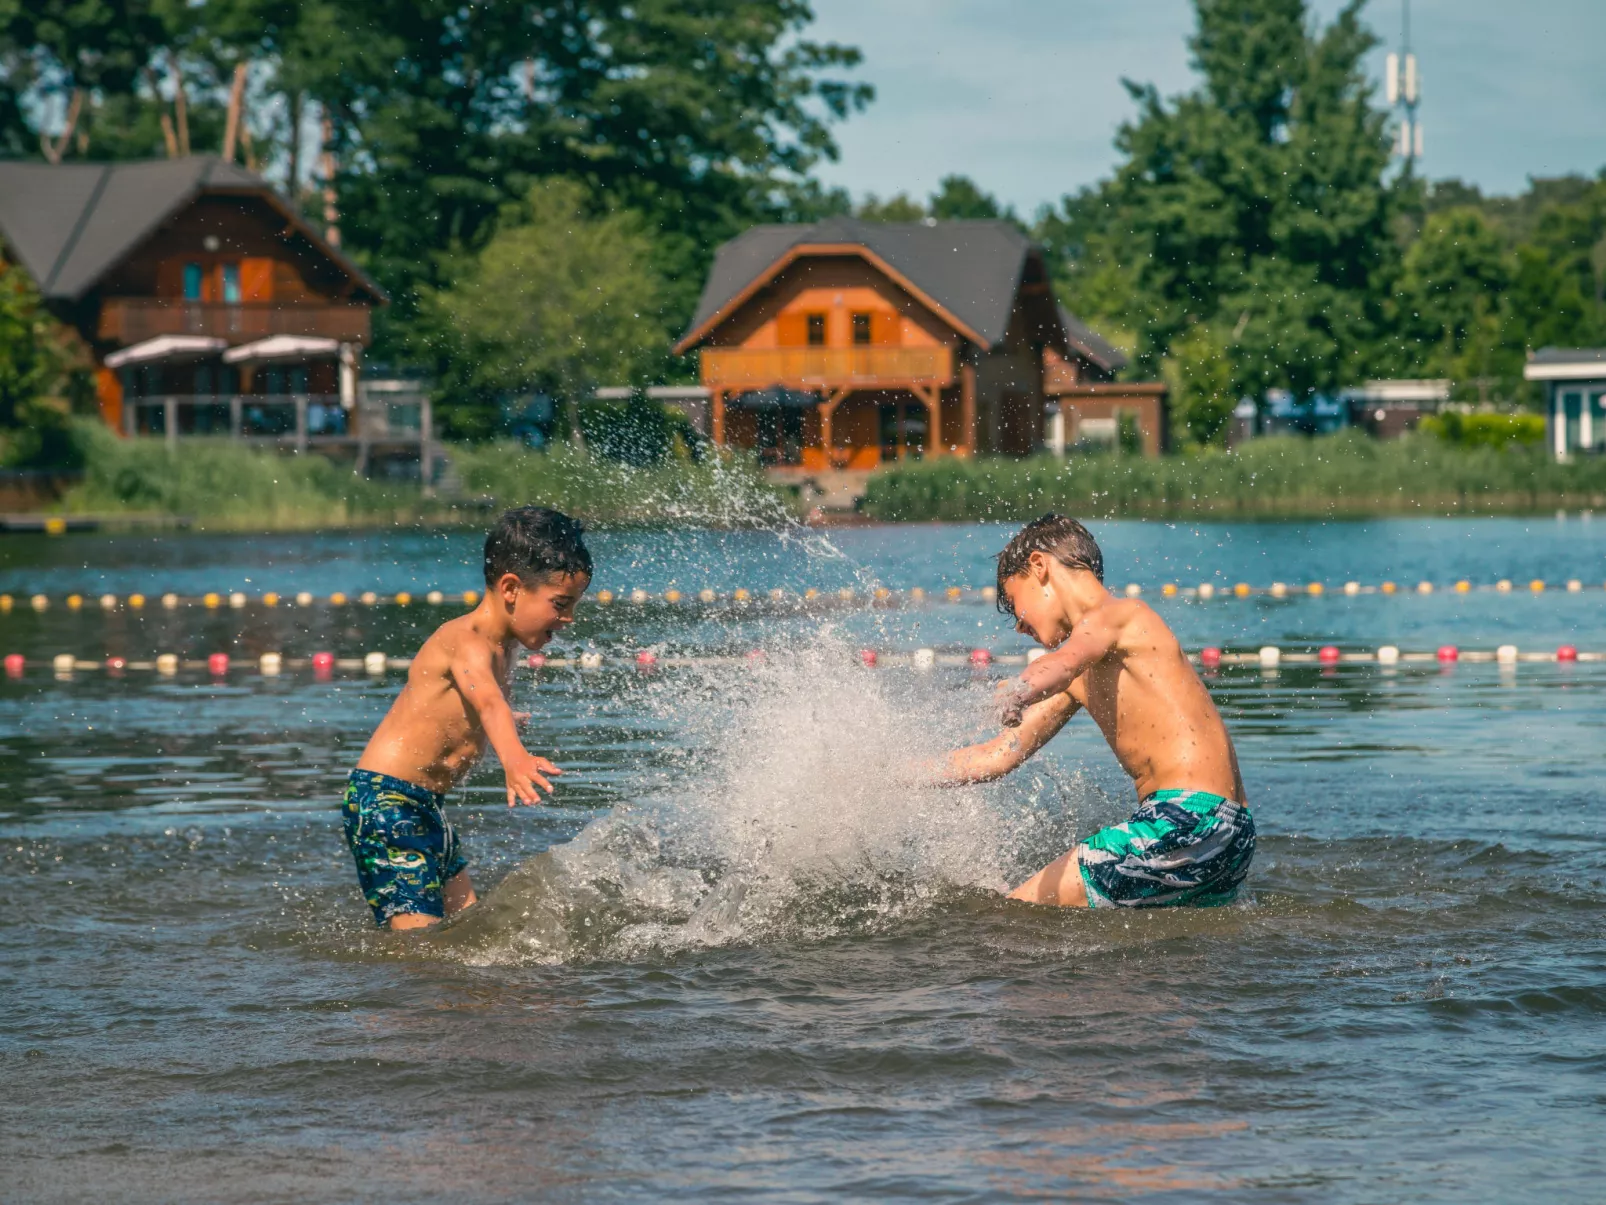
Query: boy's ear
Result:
<box><xmin>496</xmin><ymin>571</ymin><xmax>524</xmax><ymax>601</ymax></box>
<box><xmin>1026</xmin><ymin>550</ymin><xmax>1053</xmax><ymax>582</ymax></box>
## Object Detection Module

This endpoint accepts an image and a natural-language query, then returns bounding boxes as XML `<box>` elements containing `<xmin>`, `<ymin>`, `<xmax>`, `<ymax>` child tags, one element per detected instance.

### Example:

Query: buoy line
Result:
<box><xmin>5</xmin><ymin>642</ymin><xmax>1595</xmax><ymax>680</ymax></box>
<box><xmin>2</xmin><ymin>578</ymin><xmax>1603</xmax><ymax>615</ymax></box>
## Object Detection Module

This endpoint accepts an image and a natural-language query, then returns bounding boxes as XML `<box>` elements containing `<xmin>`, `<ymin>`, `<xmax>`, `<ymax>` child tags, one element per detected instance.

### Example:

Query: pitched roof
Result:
<box><xmin>1058</xmin><ymin>305</ymin><xmax>1128</xmax><ymax>376</ymax></box>
<box><xmin>680</xmin><ymin>217</ymin><xmax>1035</xmax><ymax>351</ymax></box>
<box><xmin>0</xmin><ymin>156</ymin><xmax>384</xmax><ymax>302</ymax></box>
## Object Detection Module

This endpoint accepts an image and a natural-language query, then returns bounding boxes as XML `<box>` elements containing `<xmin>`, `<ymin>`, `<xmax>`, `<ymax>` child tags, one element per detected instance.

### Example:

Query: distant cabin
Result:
<box><xmin>674</xmin><ymin>217</ymin><xmax>1163</xmax><ymax>467</ymax></box>
<box><xmin>1525</xmin><ymin>349</ymin><xmax>1606</xmax><ymax>460</ymax></box>
<box><xmin>0</xmin><ymin>157</ymin><xmax>426</xmax><ymax>472</ymax></box>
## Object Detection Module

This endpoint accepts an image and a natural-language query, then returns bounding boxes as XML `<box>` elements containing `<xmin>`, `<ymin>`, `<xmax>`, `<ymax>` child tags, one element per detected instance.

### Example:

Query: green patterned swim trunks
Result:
<box><xmin>1076</xmin><ymin>789</ymin><xmax>1256</xmax><ymax>908</ymax></box>
<box><xmin>341</xmin><ymin>769</ymin><xmax>468</xmax><ymax>925</ymax></box>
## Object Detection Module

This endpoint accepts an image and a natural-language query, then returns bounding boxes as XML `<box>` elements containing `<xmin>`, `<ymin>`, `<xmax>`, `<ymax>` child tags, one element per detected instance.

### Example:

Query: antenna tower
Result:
<box><xmin>1384</xmin><ymin>0</ymin><xmax>1422</xmax><ymax>166</ymax></box>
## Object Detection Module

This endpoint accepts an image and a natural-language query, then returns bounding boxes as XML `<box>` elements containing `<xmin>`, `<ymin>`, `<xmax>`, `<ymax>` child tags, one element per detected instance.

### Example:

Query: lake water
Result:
<box><xmin>3</xmin><ymin>517</ymin><xmax>1605</xmax><ymax>1203</ymax></box>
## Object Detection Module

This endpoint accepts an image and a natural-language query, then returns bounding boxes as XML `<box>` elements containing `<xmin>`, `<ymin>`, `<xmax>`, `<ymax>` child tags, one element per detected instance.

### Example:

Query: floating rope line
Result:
<box><xmin>3</xmin><ymin>643</ymin><xmax>1595</xmax><ymax>680</ymax></box>
<box><xmin>1</xmin><ymin>578</ymin><xmax>1603</xmax><ymax>614</ymax></box>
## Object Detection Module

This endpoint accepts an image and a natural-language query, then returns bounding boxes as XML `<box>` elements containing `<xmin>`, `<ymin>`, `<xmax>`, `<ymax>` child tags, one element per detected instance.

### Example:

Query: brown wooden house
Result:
<box><xmin>674</xmin><ymin>217</ymin><xmax>1154</xmax><ymax>467</ymax></box>
<box><xmin>0</xmin><ymin>157</ymin><xmax>426</xmax><ymax>469</ymax></box>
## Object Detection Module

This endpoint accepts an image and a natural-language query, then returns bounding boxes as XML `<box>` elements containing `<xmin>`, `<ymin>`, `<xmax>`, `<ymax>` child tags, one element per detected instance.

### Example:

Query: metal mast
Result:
<box><xmin>1385</xmin><ymin>0</ymin><xmax>1422</xmax><ymax>167</ymax></box>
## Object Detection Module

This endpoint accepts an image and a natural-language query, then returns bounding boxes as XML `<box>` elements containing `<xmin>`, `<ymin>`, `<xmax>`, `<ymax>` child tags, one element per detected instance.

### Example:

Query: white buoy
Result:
<box><xmin>100</xmin><ymin>593</ymin><xmax>117</xmax><ymax>610</ymax></box>
<box><xmin>259</xmin><ymin>652</ymin><xmax>283</xmax><ymax>676</ymax></box>
<box><xmin>1270</xmin><ymin>582</ymin><xmax>1288</xmax><ymax>598</ymax></box>
<box><xmin>1496</xmin><ymin>644</ymin><xmax>1518</xmax><ymax>664</ymax></box>
<box><xmin>769</xmin><ymin>588</ymin><xmax>786</xmax><ymax>601</ymax></box>
<box><xmin>579</xmin><ymin>651</ymin><xmax>603</xmax><ymax>670</ymax></box>
<box><xmin>1258</xmin><ymin>645</ymin><xmax>1281</xmax><ymax>667</ymax></box>
<box><xmin>630</xmin><ymin>588</ymin><xmax>649</xmax><ymax>604</ymax></box>
<box><xmin>1125</xmin><ymin>583</ymin><xmax>1142</xmax><ymax>597</ymax></box>
<box><xmin>912</xmin><ymin>647</ymin><xmax>936</xmax><ymax>670</ymax></box>
<box><xmin>1026</xmin><ymin>648</ymin><xmax>1046</xmax><ymax>663</ymax></box>
<box><xmin>52</xmin><ymin>653</ymin><xmax>75</xmax><ymax>673</ymax></box>
<box><xmin>1344</xmin><ymin>581</ymin><xmax>1361</xmax><ymax>596</ymax></box>
<box><xmin>156</xmin><ymin>653</ymin><xmax>178</xmax><ymax>675</ymax></box>
<box><xmin>1377</xmin><ymin>645</ymin><xmax>1400</xmax><ymax>665</ymax></box>
<box><xmin>698</xmin><ymin>588</ymin><xmax>717</xmax><ymax>603</ymax></box>
<box><xmin>363</xmin><ymin>652</ymin><xmax>387</xmax><ymax>674</ymax></box>
<box><xmin>426</xmin><ymin>590</ymin><xmax>444</xmax><ymax>605</ymax></box>
<box><xmin>295</xmin><ymin>591</ymin><xmax>314</xmax><ymax>607</ymax></box>
<box><xmin>229</xmin><ymin>591</ymin><xmax>247</xmax><ymax>608</ymax></box>
<box><xmin>1198</xmin><ymin>583</ymin><xmax>1215</xmax><ymax>600</ymax></box>
<box><xmin>981</xmin><ymin>586</ymin><xmax>997</xmax><ymax>601</ymax></box>
<box><xmin>161</xmin><ymin>593</ymin><xmax>179</xmax><ymax>609</ymax></box>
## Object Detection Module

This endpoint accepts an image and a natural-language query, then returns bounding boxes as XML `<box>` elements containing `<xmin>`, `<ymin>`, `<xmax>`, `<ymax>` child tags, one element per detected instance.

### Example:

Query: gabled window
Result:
<box><xmin>182</xmin><ymin>262</ymin><xmax>204</xmax><ymax>301</ymax></box>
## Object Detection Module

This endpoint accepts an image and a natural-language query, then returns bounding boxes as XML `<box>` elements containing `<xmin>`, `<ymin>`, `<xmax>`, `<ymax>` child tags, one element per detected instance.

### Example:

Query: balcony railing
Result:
<box><xmin>99</xmin><ymin>300</ymin><xmax>372</xmax><ymax>344</ymax></box>
<box><xmin>123</xmin><ymin>395</ymin><xmax>433</xmax><ymax>476</ymax></box>
<box><xmin>701</xmin><ymin>345</ymin><xmax>953</xmax><ymax>391</ymax></box>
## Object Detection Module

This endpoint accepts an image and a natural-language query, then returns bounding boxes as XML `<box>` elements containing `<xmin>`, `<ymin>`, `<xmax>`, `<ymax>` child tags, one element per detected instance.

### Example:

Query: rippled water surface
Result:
<box><xmin>3</xmin><ymin>518</ymin><xmax>1604</xmax><ymax>1203</ymax></box>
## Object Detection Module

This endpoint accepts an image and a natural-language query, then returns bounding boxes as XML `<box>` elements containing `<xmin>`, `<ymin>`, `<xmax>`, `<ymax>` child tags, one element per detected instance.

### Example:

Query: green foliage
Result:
<box><xmin>419</xmin><ymin>180</ymin><xmax>669</xmax><ymax>442</ymax></box>
<box><xmin>1037</xmin><ymin>0</ymin><xmax>1397</xmax><ymax>402</ymax></box>
<box><xmin>578</xmin><ymin>397</ymin><xmax>700</xmax><ymax>468</ymax></box>
<box><xmin>1419</xmin><ymin>411</ymin><xmax>1546</xmax><ymax>449</ymax></box>
<box><xmin>1163</xmin><ymin>323</ymin><xmax>1237</xmax><ymax>447</ymax></box>
<box><xmin>0</xmin><ymin>261</ymin><xmax>87</xmax><ymax>468</ymax></box>
<box><xmin>58</xmin><ymin>422</ymin><xmax>790</xmax><ymax>529</ymax></box>
<box><xmin>862</xmin><ymin>433</ymin><xmax>1606</xmax><ymax>521</ymax></box>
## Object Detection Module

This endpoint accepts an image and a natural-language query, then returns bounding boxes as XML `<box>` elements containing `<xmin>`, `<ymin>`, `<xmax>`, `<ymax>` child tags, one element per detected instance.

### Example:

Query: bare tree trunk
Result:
<box><xmin>286</xmin><ymin>91</ymin><xmax>302</xmax><ymax>195</ymax></box>
<box><xmin>222</xmin><ymin>62</ymin><xmax>248</xmax><ymax>162</ymax></box>
<box><xmin>142</xmin><ymin>67</ymin><xmax>178</xmax><ymax>157</ymax></box>
<box><xmin>38</xmin><ymin>88</ymin><xmax>84</xmax><ymax>164</ymax></box>
<box><xmin>319</xmin><ymin>112</ymin><xmax>340</xmax><ymax>247</ymax></box>
<box><xmin>171</xmin><ymin>52</ymin><xmax>190</xmax><ymax>156</ymax></box>
<box><xmin>241</xmin><ymin>115</ymin><xmax>257</xmax><ymax>172</ymax></box>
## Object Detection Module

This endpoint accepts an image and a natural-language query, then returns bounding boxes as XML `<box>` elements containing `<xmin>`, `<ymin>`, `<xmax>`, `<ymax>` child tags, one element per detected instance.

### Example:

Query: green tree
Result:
<box><xmin>1163</xmin><ymin>322</ymin><xmax>1237</xmax><ymax>446</ymax></box>
<box><xmin>928</xmin><ymin>174</ymin><xmax>1015</xmax><ymax>222</ymax></box>
<box><xmin>420</xmin><ymin>180</ymin><xmax>667</xmax><ymax>444</ymax></box>
<box><xmin>0</xmin><ymin>259</ymin><xmax>87</xmax><ymax>467</ymax></box>
<box><xmin>1038</xmin><ymin>0</ymin><xmax>1398</xmax><ymax>406</ymax></box>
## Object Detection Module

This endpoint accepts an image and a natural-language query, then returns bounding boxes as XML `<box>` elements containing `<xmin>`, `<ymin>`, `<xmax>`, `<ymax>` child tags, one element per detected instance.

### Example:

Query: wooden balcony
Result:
<box><xmin>701</xmin><ymin>345</ymin><xmax>953</xmax><ymax>392</ymax></box>
<box><xmin>98</xmin><ymin>299</ymin><xmax>372</xmax><ymax>345</ymax></box>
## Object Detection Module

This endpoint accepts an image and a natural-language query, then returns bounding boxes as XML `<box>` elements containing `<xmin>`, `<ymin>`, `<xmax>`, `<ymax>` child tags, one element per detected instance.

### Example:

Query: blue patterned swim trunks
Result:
<box><xmin>1077</xmin><ymin>789</ymin><xmax>1256</xmax><ymax>908</ymax></box>
<box><xmin>341</xmin><ymin>769</ymin><xmax>468</xmax><ymax>925</ymax></box>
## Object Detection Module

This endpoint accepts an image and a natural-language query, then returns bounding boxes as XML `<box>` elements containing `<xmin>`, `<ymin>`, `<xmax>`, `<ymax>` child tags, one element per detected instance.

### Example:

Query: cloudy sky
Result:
<box><xmin>805</xmin><ymin>0</ymin><xmax>1606</xmax><ymax>214</ymax></box>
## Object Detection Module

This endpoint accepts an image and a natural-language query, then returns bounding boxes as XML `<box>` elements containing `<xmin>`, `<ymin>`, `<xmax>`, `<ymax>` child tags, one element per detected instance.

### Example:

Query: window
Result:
<box><xmin>221</xmin><ymin>262</ymin><xmax>241</xmax><ymax>304</ymax></box>
<box><xmin>182</xmin><ymin>262</ymin><xmax>204</xmax><ymax>301</ymax></box>
<box><xmin>806</xmin><ymin>313</ymin><xmax>826</xmax><ymax>346</ymax></box>
<box><xmin>852</xmin><ymin>313</ymin><xmax>872</xmax><ymax>346</ymax></box>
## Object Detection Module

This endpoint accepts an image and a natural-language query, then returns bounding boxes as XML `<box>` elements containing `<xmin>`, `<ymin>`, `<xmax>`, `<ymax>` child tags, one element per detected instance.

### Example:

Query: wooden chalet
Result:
<box><xmin>674</xmin><ymin>217</ymin><xmax>1161</xmax><ymax>467</ymax></box>
<box><xmin>0</xmin><ymin>157</ymin><xmax>428</xmax><ymax>472</ymax></box>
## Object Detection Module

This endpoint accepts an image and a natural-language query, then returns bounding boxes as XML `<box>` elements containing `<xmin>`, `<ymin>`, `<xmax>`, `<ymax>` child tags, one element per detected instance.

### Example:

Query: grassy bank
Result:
<box><xmin>861</xmin><ymin>433</ymin><xmax>1606</xmax><ymax>522</ymax></box>
<box><xmin>57</xmin><ymin>423</ymin><xmax>790</xmax><ymax>531</ymax></box>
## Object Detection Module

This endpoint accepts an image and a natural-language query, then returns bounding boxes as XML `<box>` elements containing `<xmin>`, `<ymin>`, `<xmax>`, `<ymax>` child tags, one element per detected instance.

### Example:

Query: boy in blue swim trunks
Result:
<box><xmin>927</xmin><ymin>514</ymin><xmax>1255</xmax><ymax>908</ymax></box>
<box><xmin>343</xmin><ymin>506</ymin><xmax>591</xmax><ymax>929</ymax></box>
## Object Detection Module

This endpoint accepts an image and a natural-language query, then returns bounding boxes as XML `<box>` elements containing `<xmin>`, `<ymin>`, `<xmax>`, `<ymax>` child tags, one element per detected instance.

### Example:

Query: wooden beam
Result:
<box><xmin>960</xmin><ymin>363</ymin><xmax>976</xmax><ymax>457</ymax></box>
<box><xmin>711</xmin><ymin>388</ymin><xmax>725</xmax><ymax>445</ymax></box>
<box><xmin>222</xmin><ymin>62</ymin><xmax>247</xmax><ymax>162</ymax></box>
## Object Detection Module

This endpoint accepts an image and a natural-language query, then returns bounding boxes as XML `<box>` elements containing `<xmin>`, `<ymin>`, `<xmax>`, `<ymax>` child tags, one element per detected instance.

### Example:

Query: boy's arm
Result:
<box><xmin>921</xmin><ymin>692</ymin><xmax>1080</xmax><ymax>786</ymax></box>
<box><xmin>449</xmin><ymin>640</ymin><xmax>562</xmax><ymax>806</ymax></box>
<box><xmin>996</xmin><ymin>610</ymin><xmax>1122</xmax><ymax>727</ymax></box>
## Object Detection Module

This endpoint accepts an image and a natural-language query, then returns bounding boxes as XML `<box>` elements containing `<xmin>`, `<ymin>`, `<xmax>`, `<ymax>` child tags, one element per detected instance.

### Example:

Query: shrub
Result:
<box><xmin>1419</xmin><ymin>410</ymin><xmax>1546</xmax><ymax>448</ymax></box>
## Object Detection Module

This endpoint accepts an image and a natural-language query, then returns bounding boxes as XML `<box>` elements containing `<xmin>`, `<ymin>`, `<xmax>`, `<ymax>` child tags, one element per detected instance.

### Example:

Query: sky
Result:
<box><xmin>804</xmin><ymin>0</ymin><xmax>1606</xmax><ymax>215</ymax></box>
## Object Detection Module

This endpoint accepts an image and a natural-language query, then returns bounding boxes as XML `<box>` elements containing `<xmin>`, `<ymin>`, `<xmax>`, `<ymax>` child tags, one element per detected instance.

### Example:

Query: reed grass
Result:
<box><xmin>58</xmin><ymin>423</ymin><xmax>793</xmax><ymax>531</ymax></box>
<box><xmin>861</xmin><ymin>432</ymin><xmax>1606</xmax><ymax>522</ymax></box>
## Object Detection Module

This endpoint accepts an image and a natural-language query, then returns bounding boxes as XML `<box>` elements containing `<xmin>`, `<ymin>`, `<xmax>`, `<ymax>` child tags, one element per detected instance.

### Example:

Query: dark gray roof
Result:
<box><xmin>1529</xmin><ymin>347</ymin><xmax>1606</xmax><ymax>364</ymax></box>
<box><xmin>683</xmin><ymin>217</ymin><xmax>1033</xmax><ymax>349</ymax></box>
<box><xmin>0</xmin><ymin>156</ymin><xmax>382</xmax><ymax>302</ymax></box>
<box><xmin>1058</xmin><ymin>305</ymin><xmax>1128</xmax><ymax>375</ymax></box>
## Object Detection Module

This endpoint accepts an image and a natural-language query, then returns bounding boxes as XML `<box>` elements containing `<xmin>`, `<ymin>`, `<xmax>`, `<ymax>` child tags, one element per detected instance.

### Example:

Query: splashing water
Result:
<box><xmin>441</xmin><ymin>630</ymin><xmax>1109</xmax><ymax>966</ymax></box>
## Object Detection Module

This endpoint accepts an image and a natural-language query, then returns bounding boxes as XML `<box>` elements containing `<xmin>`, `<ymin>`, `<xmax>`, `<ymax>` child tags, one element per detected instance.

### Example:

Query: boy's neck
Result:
<box><xmin>472</xmin><ymin>594</ymin><xmax>516</xmax><ymax>645</ymax></box>
<box><xmin>1047</xmin><ymin>562</ymin><xmax>1111</xmax><ymax>628</ymax></box>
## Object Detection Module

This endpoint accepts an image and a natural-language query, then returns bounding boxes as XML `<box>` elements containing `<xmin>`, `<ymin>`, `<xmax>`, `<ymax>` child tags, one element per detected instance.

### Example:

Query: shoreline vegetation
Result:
<box><xmin>38</xmin><ymin>426</ymin><xmax>1606</xmax><ymax>532</ymax></box>
<box><xmin>862</xmin><ymin>433</ymin><xmax>1606</xmax><ymax>522</ymax></box>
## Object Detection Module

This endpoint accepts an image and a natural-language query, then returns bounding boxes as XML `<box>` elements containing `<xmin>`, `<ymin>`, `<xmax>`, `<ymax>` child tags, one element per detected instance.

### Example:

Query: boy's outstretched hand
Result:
<box><xmin>504</xmin><ymin>750</ymin><xmax>563</xmax><ymax>806</ymax></box>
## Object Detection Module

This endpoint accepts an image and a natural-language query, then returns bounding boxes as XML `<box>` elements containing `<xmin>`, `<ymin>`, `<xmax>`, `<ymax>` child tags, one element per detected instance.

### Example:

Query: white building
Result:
<box><xmin>1524</xmin><ymin>349</ymin><xmax>1606</xmax><ymax>460</ymax></box>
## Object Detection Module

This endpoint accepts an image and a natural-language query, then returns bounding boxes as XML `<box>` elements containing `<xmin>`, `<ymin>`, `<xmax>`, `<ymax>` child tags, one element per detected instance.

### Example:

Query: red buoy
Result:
<box><xmin>635</xmin><ymin>650</ymin><xmax>658</xmax><ymax>669</ymax></box>
<box><xmin>106</xmin><ymin>656</ymin><xmax>127</xmax><ymax>674</ymax></box>
<box><xmin>526</xmin><ymin>653</ymin><xmax>547</xmax><ymax>669</ymax></box>
<box><xmin>859</xmin><ymin>649</ymin><xmax>878</xmax><ymax>667</ymax></box>
<box><xmin>3</xmin><ymin>653</ymin><xmax>22</xmax><ymax>677</ymax></box>
<box><xmin>969</xmin><ymin>648</ymin><xmax>993</xmax><ymax>666</ymax></box>
<box><xmin>1318</xmin><ymin>645</ymin><xmax>1341</xmax><ymax>665</ymax></box>
<box><xmin>208</xmin><ymin>652</ymin><xmax>230</xmax><ymax>676</ymax></box>
<box><xmin>311</xmin><ymin>651</ymin><xmax>335</xmax><ymax>677</ymax></box>
<box><xmin>1200</xmin><ymin>647</ymin><xmax>1222</xmax><ymax>668</ymax></box>
<box><xmin>1436</xmin><ymin>645</ymin><xmax>1459</xmax><ymax>663</ymax></box>
<box><xmin>1557</xmin><ymin>644</ymin><xmax>1579</xmax><ymax>662</ymax></box>
<box><xmin>745</xmin><ymin>649</ymin><xmax>767</xmax><ymax>664</ymax></box>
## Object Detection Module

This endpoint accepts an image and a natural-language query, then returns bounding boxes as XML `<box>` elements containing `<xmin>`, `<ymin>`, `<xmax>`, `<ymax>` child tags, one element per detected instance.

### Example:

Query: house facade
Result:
<box><xmin>674</xmin><ymin>218</ymin><xmax>1151</xmax><ymax>468</ymax></box>
<box><xmin>1524</xmin><ymin>349</ymin><xmax>1606</xmax><ymax>459</ymax></box>
<box><xmin>0</xmin><ymin>157</ymin><xmax>427</xmax><ymax>473</ymax></box>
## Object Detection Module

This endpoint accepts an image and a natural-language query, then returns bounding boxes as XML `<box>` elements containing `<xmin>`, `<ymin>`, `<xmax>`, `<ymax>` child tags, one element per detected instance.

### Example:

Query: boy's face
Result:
<box><xmin>498</xmin><ymin>571</ymin><xmax>589</xmax><ymax>649</ymax></box>
<box><xmin>1002</xmin><ymin>555</ymin><xmax>1073</xmax><ymax>647</ymax></box>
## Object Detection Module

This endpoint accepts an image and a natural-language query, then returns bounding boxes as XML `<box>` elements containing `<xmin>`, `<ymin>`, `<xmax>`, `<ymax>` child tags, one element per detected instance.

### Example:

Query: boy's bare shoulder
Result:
<box><xmin>1101</xmin><ymin>597</ymin><xmax>1182</xmax><ymax>651</ymax></box>
<box><xmin>413</xmin><ymin>612</ymin><xmax>499</xmax><ymax>675</ymax></box>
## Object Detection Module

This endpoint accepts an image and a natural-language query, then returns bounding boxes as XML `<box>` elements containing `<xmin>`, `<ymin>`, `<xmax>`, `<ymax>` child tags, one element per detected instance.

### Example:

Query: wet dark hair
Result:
<box><xmin>995</xmin><ymin>513</ymin><xmax>1103</xmax><ymax>616</ymax></box>
<box><xmin>483</xmin><ymin>506</ymin><xmax>593</xmax><ymax>587</ymax></box>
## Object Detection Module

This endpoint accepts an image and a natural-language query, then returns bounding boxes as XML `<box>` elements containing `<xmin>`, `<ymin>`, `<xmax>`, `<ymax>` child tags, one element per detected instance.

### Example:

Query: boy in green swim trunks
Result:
<box><xmin>342</xmin><ymin>506</ymin><xmax>591</xmax><ymax>929</ymax></box>
<box><xmin>926</xmin><ymin>514</ymin><xmax>1255</xmax><ymax>908</ymax></box>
